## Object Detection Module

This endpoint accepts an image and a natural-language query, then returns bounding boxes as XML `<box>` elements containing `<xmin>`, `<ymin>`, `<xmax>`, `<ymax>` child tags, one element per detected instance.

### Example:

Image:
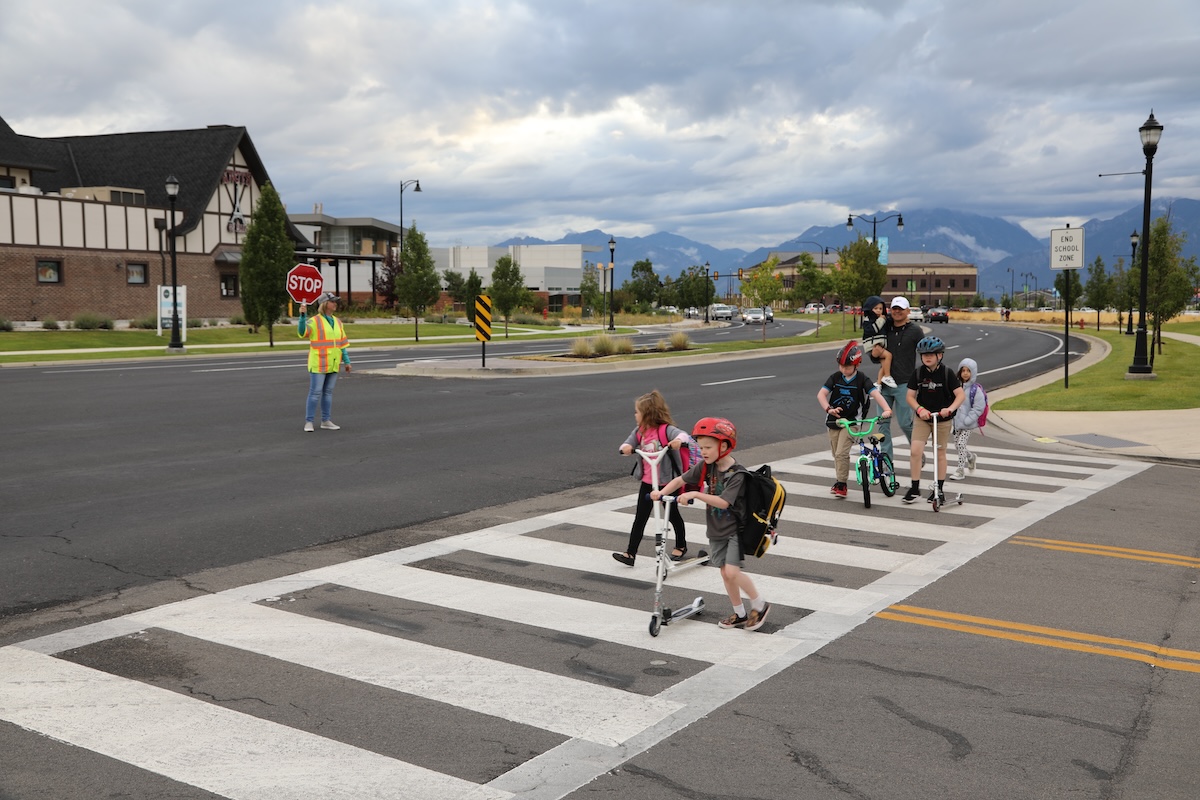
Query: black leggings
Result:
<box><xmin>624</xmin><ymin>487</ymin><xmax>687</xmax><ymax>557</ymax></box>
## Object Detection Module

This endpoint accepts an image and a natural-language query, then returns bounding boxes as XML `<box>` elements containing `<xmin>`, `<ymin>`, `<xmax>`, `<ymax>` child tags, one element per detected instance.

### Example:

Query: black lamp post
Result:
<box><xmin>399</xmin><ymin>179</ymin><xmax>421</xmax><ymax>269</ymax></box>
<box><xmin>607</xmin><ymin>237</ymin><xmax>616</xmax><ymax>332</ymax></box>
<box><xmin>1127</xmin><ymin>231</ymin><xmax>1139</xmax><ymax>334</ymax></box>
<box><xmin>165</xmin><ymin>175</ymin><xmax>184</xmax><ymax>352</ymax></box>
<box><xmin>703</xmin><ymin>261</ymin><xmax>711</xmax><ymax>323</ymax></box>
<box><xmin>847</xmin><ymin>211</ymin><xmax>903</xmax><ymax>243</ymax></box>
<box><xmin>1006</xmin><ymin>267</ymin><xmax>1014</xmax><ymax>311</ymax></box>
<box><xmin>1128</xmin><ymin>112</ymin><xmax>1161</xmax><ymax>376</ymax></box>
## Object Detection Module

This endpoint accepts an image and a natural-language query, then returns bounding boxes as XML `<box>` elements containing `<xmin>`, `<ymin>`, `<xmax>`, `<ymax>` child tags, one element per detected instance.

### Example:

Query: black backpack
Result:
<box><xmin>734</xmin><ymin>465</ymin><xmax>787</xmax><ymax>558</ymax></box>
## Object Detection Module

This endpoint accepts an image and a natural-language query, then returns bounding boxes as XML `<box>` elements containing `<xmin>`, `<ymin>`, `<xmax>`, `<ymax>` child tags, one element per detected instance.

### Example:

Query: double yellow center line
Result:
<box><xmin>1010</xmin><ymin>536</ymin><xmax>1200</xmax><ymax>569</ymax></box>
<box><xmin>878</xmin><ymin>605</ymin><xmax>1200</xmax><ymax>674</ymax></box>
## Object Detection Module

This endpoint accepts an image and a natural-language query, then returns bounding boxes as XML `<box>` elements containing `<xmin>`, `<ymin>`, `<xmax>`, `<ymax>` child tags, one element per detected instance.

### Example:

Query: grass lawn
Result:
<box><xmin>997</xmin><ymin>326</ymin><xmax>1200</xmax><ymax>412</ymax></box>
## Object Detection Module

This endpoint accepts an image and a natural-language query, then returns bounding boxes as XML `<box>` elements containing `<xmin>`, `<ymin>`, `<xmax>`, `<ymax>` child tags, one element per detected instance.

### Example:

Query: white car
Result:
<box><xmin>909</xmin><ymin>307</ymin><xmax>925</xmax><ymax>323</ymax></box>
<box><xmin>744</xmin><ymin>308</ymin><xmax>765</xmax><ymax>324</ymax></box>
<box><xmin>803</xmin><ymin>303</ymin><xmax>826</xmax><ymax>314</ymax></box>
<box><xmin>711</xmin><ymin>304</ymin><xmax>734</xmax><ymax>320</ymax></box>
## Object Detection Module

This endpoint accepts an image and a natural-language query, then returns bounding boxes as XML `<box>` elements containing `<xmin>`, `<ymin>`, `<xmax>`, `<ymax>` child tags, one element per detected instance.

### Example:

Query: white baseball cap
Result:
<box><xmin>889</xmin><ymin>296</ymin><xmax>910</xmax><ymax>310</ymax></box>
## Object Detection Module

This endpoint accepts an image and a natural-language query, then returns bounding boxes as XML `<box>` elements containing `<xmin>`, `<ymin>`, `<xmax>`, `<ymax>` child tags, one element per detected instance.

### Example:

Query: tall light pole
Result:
<box><xmin>1128</xmin><ymin>112</ymin><xmax>1162</xmax><ymax>376</ymax></box>
<box><xmin>703</xmin><ymin>261</ymin><xmax>711</xmax><ymax>323</ymax></box>
<box><xmin>847</xmin><ymin>211</ymin><xmax>904</xmax><ymax>243</ymax></box>
<box><xmin>1127</xmin><ymin>231</ymin><xmax>1139</xmax><ymax>334</ymax></box>
<box><xmin>607</xmin><ymin>237</ymin><xmax>616</xmax><ymax>332</ymax></box>
<box><xmin>398</xmin><ymin>179</ymin><xmax>421</xmax><ymax>269</ymax></box>
<box><xmin>165</xmin><ymin>175</ymin><xmax>183</xmax><ymax>353</ymax></box>
<box><xmin>1006</xmin><ymin>266</ymin><xmax>1014</xmax><ymax>310</ymax></box>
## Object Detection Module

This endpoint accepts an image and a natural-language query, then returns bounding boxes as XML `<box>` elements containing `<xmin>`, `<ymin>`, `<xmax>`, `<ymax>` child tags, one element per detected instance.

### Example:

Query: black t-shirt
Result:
<box><xmin>907</xmin><ymin>362</ymin><xmax>962</xmax><ymax>413</ymax></box>
<box><xmin>822</xmin><ymin>370</ymin><xmax>875</xmax><ymax>429</ymax></box>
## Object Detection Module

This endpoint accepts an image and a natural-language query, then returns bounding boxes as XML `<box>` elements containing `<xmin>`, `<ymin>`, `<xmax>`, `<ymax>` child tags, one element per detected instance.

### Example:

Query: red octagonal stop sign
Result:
<box><xmin>286</xmin><ymin>263</ymin><xmax>324</xmax><ymax>304</ymax></box>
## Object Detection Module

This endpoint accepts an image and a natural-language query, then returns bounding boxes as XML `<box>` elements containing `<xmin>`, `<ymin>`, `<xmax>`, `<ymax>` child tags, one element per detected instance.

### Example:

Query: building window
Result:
<box><xmin>934</xmin><ymin>278</ymin><xmax>942</xmax><ymax>288</ymax></box>
<box><xmin>221</xmin><ymin>274</ymin><xmax>239</xmax><ymax>297</ymax></box>
<box><xmin>126</xmin><ymin>263</ymin><xmax>147</xmax><ymax>284</ymax></box>
<box><xmin>36</xmin><ymin>260</ymin><xmax>62</xmax><ymax>283</ymax></box>
<box><xmin>963</xmin><ymin>278</ymin><xmax>971</xmax><ymax>289</ymax></box>
<box><xmin>949</xmin><ymin>278</ymin><xmax>956</xmax><ymax>289</ymax></box>
<box><xmin>0</xmin><ymin>176</ymin><xmax>14</xmax><ymax>189</ymax></box>
<box><xmin>919</xmin><ymin>278</ymin><xmax>927</xmax><ymax>289</ymax></box>
<box><xmin>890</xmin><ymin>278</ymin><xmax>899</xmax><ymax>289</ymax></box>
<box><xmin>110</xmin><ymin>190</ymin><xmax>146</xmax><ymax>206</ymax></box>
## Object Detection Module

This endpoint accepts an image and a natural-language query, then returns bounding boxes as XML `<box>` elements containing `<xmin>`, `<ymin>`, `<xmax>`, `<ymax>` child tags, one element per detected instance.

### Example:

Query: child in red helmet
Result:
<box><xmin>817</xmin><ymin>341</ymin><xmax>892</xmax><ymax>497</ymax></box>
<box><xmin>652</xmin><ymin>417</ymin><xmax>770</xmax><ymax>632</ymax></box>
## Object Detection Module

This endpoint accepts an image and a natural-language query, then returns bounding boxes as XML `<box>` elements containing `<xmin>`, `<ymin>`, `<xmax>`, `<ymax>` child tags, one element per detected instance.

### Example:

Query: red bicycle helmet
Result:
<box><xmin>837</xmin><ymin>340</ymin><xmax>864</xmax><ymax>366</ymax></box>
<box><xmin>692</xmin><ymin>417</ymin><xmax>737</xmax><ymax>456</ymax></box>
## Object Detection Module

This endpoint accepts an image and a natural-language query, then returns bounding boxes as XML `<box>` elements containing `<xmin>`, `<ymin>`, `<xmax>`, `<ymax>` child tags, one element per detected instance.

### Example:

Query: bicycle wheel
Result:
<box><xmin>858</xmin><ymin>457</ymin><xmax>872</xmax><ymax>508</ymax></box>
<box><xmin>877</xmin><ymin>453</ymin><xmax>897</xmax><ymax>497</ymax></box>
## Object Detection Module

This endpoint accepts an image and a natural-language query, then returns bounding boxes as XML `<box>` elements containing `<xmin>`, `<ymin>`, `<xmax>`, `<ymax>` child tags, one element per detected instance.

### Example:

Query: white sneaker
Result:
<box><xmin>950</xmin><ymin>467</ymin><xmax>966</xmax><ymax>481</ymax></box>
<box><xmin>320</xmin><ymin>420</ymin><xmax>341</xmax><ymax>430</ymax></box>
<box><xmin>303</xmin><ymin>421</ymin><xmax>314</xmax><ymax>432</ymax></box>
<box><xmin>967</xmin><ymin>453</ymin><xmax>977</xmax><ymax>474</ymax></box>
<box><xmin>881</xmin><ymin>376</ymin><xmax>898</xmax><ymax>388</ymax></box>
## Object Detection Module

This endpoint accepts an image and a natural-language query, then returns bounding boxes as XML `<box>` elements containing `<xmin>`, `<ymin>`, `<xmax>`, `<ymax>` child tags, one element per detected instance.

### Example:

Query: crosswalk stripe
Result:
<box><xmin>775</xmin><ymin>463</ymin><xmax>1048</xmax><ymax>501</ymax></box>
<box><xmin>780</xmin><ymin>479</ymin><xmax>1007</xmax><ymax>518</ymax></box>
<box><xmin>0</xmin><ymin>647</ymin><xmax>511</xmax><ymax>800</ymax></box>
<box><xmin>149</xmin><ymin>596</ymin><xmax>683</xmax><ymax>746</ymax></box>
<box><xmin>460</xmin><ymin>534</ymin><xmax>888</xmax><ymax>615</ymax></box>
<box><xmin>767</xmin><ymin>536</ymin><xmax>921</xmax><ymax>572</ymax></box>
<box><xmin>311</xmin><ymin>557</ymin><xmax>800</xmax><ymax>670</ymax></box>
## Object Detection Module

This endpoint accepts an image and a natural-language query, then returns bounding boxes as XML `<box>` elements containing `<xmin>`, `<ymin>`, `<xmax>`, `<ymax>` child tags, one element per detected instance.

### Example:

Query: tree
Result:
<box><xmin>1083</xmin><ymin>256</ymin><xmax>1111</xmax><ymax>330</ymax></box>
<box><xmin>394</xmin><ymin>223</ymin><xmax>441</xmax><ymax>341</ymax></box>
<box><xmin>443</xmin><ymin>267</ymin><xmax>484</xmax><ymax>324</ymax></box>
<box><xmin>673</xmin><ymin>265</ymin><xmax>712</xmax><ymax>311</ymax></box>
<box><xmin>741</xmin><ymin>257</ymin><xmax>784</xmax><ymax>341</ymax></box>
<box><xmin>372</xmin><ymin>248</ymin><xmax>402</xmax><ymax>310</ymax></box>
<box><xmin>1110</xmin><ymin>258</ymin><xmax>1133</xmax><ymax>332</ymax></box>
<box><xmin>832</xmin><ymin>237</ymin><xmax>888</xmax><ymax>313</ymax></box>
<box><xmin>626</xmin><ymin>259</ymin><xmax>661</xmax><ymax>308</ymax></box>
<box><xmin>786</xmin><ymin>252</ymin><xmax>828</xmax><ymax>310</ymax></box>
<box><xmin>491</xmin><ymin>254</ymin><xmax>532</xmax><ymax>337</ymax></box>
<box><xmin>1144</xmin><ymin>213</ymin><xmax>1199</xmax><ymax>365</ymax></box>
<box><xmin>1052</xmin><ymin>267</ymin><xmax>1083</xmax><ymax>311</ymax></box>
<box><xmin>238</xmin><ymin>182</ymin><xmax>293</xmax><ymax>346</ymax></box>
<box><xmin>580</xmin><ymin>262</ymin><xmax>602</xmax><ymax>316</ymax></box>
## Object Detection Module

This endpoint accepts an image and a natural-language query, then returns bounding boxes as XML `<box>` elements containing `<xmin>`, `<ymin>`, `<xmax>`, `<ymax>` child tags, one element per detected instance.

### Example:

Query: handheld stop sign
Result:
<box><xmin>286</xmin><ymin>264</ymin><xmax>324</xmax><ymax>304</ymax></box>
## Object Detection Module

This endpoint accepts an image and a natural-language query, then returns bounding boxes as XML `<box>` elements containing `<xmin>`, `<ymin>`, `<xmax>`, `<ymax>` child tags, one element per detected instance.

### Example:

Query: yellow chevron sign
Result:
<box><xmin>475</xmin><ymin>295</ymin><xmax>492</xmax><ymax>342</ymax></box>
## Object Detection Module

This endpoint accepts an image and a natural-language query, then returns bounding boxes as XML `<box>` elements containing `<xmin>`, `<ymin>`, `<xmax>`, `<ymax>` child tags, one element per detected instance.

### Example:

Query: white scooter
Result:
<box><xmin>927</xmin><ymin>409</ymin><xmax>964</xmax><ymax>512</ymax></box>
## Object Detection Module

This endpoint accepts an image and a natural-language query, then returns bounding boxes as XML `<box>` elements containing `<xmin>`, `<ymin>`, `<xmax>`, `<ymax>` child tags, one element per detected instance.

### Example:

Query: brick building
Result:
<box><xmin>0</xmin><ymin>116</ymin><xmax>307</xmax><ymax>323</ymax></box>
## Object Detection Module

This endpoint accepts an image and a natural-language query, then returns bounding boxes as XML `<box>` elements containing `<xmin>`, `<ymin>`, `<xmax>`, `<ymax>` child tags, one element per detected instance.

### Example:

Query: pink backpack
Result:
<box><xmin>659</xmin><ymin>424</ymin><xmax>703</xmax><ymax>491</ymax></box>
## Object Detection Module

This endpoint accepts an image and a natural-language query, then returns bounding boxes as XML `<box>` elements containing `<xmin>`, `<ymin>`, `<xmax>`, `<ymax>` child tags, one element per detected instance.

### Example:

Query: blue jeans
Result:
<box><xmin>306</xmin><ymin>372</ymin><xmax>338</xmax><ymax>423</ymax></box>
<box><xmin>878</xmin><ymin>383</ymin><xmax>913</xmax><ymax>465</ymax></box>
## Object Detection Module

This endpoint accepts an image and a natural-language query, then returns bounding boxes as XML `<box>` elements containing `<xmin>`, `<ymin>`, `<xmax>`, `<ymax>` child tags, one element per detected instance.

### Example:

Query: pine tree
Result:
<box><xmin>239</xmin><ymin>183</ymin><xmax>293</xmax><ymax>346</ymax></box>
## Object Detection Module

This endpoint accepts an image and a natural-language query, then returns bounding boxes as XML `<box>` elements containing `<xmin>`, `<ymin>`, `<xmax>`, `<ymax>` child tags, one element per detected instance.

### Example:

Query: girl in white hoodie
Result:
<box><xmin>951</xmin><ymin>357</ymin><xmax>986</xmax><ymax>480</ymax></box>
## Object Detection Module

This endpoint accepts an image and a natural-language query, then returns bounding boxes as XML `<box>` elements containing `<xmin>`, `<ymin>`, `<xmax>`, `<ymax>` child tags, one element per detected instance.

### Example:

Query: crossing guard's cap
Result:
<box><xmin>315</xmin><ymin>292</ymin><xmax>341</xmax><ymax>305</ymax></box>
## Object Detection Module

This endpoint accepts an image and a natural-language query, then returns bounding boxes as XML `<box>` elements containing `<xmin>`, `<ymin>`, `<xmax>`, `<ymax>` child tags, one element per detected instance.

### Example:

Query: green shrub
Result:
<box><xmin>570</xmin><ymin>337</ymin><xmax>593</xmax><ymax>357</ymax></box>
<box><xmin>669</xmin><ymin>331</ymin><xmax>691</xmax><ymax>351</ymax></box>
<box><xmin>0</xmin><ymin>317</ymin><xmax>13</xmax><ymax>332</ymax></box>
<box><xmin>73</xmin><ymin>312</ymin><xmax>113</xmax><ymax>330</ymax></box>
<box><xmin>42</xmin><ymin>318</ymin><xmax>61</xmax><ymax>330</ymax></box>
<box><xmin>591</xmin><ymin>334</ymin><xmax>616</xmax><ymax>356</ymax></box>
<box><xmin>186</xmin><ymin>318</ymin><xmax>202</xmax><ymax>328</ymax></box>
<box><xmin>229</xmin><ymin>314</ymin><xmax>246</xmax><ymax>325</ymax></box>
<box><xmin>130</xmin><ymin>316</ymin><xmax>158</xmax><ymax>329</ymax></box>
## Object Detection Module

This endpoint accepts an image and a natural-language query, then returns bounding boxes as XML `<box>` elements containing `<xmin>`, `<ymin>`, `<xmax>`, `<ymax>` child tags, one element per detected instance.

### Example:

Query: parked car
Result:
<box><xmin>908</xmin><ymin>306</ymin><xmax>925</xmax><ymax>323</ymax></box>
<box><xmin>711</xmin><ymin>304</ymin><xmax>734</xmax><ymax>320</ymax></box>
<box><xmin>804</xmin><ymin>303</ymin><xmax>826</xmax><ymax>314</ymax></box>
<box><xmin>744</xmin><ymin>308</ymin><xmax>765</xmax><ymax>324</ymax></box>
<box><xmin>928</xmin><ymin>307</ymin><xmax>950</xmax><ymax>323</ymax></box>
<box><xmin>763</xmin><ymin>306</ymin><xmax>774</xmax><ymax>322</ymax></box>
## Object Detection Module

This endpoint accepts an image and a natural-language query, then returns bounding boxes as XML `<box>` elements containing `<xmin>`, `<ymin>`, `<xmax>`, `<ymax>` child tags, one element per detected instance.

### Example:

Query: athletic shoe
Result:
<box><xmin>320</xmin><ymin>420</ymin><xmax>341</xmax><ymax>430</ymax></box>
<box><xmin>745</xmin><ymin>602</ymin><xmax>771</xmax><ymax>631</ymax></box>
<box><xmin>950</xmin><ymin>467</ymin><xmax>966</xmax><ymax>481</ymax></box>
<box><xmin>303</xmin><ymin>421</ymin><xmax>314</xmax><ymax>432</ymax></box>
<box><xmin>832</xmin><ymin>482</ymin><xmax>848</xmax><ymax>498</ymax></box>
<box><xmin>718</xmin><ymin>612</ymin><xmax>749</xmax><ymax>629</ymax></box>
<box><xmin>967</xmin><ymin>453</ymin><xmax>977</xmax><ymax>474</ymax></box>
<box><xmin>612</xmin><ymin>552</ymin><xmax>635</xmax><ymax>566</ymax></box>
<box><xmin>902</xmin><ymin>486</ymin><xmax>921</xmax><ymax>504</ymax></box>
<box><xmin>928</xmin><ymin>488</ymin><xmax>946</xmax><ymax>505</ymax></box>
<box><xmin>881</xmin><ymin>376</ymin><xmax>898</xmax><ymax>388</ymax></box>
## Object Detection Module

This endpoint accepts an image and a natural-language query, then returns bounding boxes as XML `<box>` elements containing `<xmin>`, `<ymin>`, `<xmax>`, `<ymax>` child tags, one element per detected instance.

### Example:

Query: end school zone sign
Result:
<box><xmin>1050</xmin><ymin>227</ymin><xmax>1084</xmax><ymax>270</ymax></box>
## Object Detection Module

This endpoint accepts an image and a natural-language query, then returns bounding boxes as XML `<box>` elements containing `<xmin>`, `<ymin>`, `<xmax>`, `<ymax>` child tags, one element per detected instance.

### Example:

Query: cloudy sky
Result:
<box><xmin>3</xmin><ymin>0</ymin><xmax>1199</xmax><ymax>250</ymax></box>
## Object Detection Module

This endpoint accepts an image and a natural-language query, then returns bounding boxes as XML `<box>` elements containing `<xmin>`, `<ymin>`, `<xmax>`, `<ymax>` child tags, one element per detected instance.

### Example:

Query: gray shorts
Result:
<box><xmin>707</xmin><ymin>535</ymin><xmax>743</xmax><ymax>567</ymax></box>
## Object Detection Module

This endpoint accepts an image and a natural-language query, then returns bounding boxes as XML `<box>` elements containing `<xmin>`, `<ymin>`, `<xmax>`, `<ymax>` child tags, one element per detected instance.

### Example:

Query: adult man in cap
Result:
<box><xmin>871</xmin><ymin>296</ymin><xmax>925</xmax><ymax>464</ymax></box>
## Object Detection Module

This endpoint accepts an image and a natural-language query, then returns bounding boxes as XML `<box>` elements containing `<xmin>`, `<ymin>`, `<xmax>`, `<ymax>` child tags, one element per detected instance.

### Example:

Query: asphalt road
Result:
<box><xmin>2</xmin><ymin>319</ymin><xmax>1084</xmax><ymax>616</ymax></box>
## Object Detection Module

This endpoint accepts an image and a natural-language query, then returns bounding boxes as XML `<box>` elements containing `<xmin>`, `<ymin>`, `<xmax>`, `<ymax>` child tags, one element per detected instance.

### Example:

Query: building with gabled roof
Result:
<box><xmin>0</xmin><ymin>115</ymin><xmax>309</xmax><ymax>323</ymax></box>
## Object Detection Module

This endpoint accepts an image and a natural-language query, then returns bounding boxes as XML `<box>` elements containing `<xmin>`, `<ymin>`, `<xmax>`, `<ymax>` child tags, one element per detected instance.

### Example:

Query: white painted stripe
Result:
<box><xmin>769</xmin><ymin>536</ymin><xmax>921</xmax><ymax>572</ymax></box>
<box><xmin>780</xmin><ymin>478</ymin><xmax>1012</xmax><ymax>518</ymax></box>
<box><xmin>150</xmin><ymin>598</ymin><xmax>679</xmax><ymax>747</ymax></box>
<box><xmin>701</xmin><ymin>375</ymin><xmax>775</xmax><ymax>386</ymax></box>
<box><xmin>310</xmin><ymin>558</ymin><xmax>799</xmax><ymax>671</ymax></box>
<box><xmin>772</xmin><ymin>462</ymin><xmax>1047</xmax><ymax>502</ymax></box>
<box><xmin>0</xmin><ymin>647</ymin><xmax>509</xmax><ymax>800</ymax></box>
<box><xmin>968</xmin><ymin>444</ymin><xmax>1127</xmax><ymax>465</ymax></box>
<box><xmin>781</xmin><ymin>506</ymin><xmax>973</xmax><ymax>542</ymax></box>
<box><xmin>885</xmin><ymin>461</ymin><xmax>1078</xmax><ymax>487</ymax></box>
<box><xmin>461</xmin><ymin>534</ymin><xmax>886</xmax><ymax>615</ymax></box>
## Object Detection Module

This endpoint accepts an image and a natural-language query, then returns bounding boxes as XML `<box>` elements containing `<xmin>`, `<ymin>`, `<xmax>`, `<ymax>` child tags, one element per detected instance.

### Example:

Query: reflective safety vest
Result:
<box><xmin>302</xmin><ymin>314</ymin><xmax>349</xmax><ymax>373</ymax></box>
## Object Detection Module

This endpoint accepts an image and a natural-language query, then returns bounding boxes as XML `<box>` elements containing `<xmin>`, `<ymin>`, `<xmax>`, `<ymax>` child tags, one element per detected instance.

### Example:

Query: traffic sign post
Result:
<box><xmin>286</xmin><ymin>263</ymin><xmax>324</xmax><ymax>305</ymax></box>
<box><xmin>1051</xmin><ymin>227</ymin><xmax>1084</xmax><ymax>389</ymax></box>
<box><xmin>475</xmin><ymin>295</ymin><xmax>492</xmax><ymax>367</ymax></box>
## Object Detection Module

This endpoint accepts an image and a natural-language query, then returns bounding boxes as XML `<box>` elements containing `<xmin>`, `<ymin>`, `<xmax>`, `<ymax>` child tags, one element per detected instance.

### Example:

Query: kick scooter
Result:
<box><xmin>925</xmin><ymin>409</ymin><xmax>963</xmax><ymax>512</ymax></box>
<box><xmin>635</xmin><ymin>445</ymin><xmax>710</xmax><ymax>637</ymax></box>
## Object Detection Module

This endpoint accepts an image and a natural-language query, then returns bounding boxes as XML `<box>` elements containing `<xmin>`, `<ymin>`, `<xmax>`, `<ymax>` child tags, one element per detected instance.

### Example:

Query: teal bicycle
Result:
<box><xmin>836</xmin><ymin>415</ymin><xmax>898</xmax><ymax>509</ymax></box>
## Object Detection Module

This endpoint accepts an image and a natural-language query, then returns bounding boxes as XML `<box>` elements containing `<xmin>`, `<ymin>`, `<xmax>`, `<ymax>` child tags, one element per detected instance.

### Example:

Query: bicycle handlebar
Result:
<box><xmin>836</xmin><ymin>415</ymin><xmax>887</xmax><ymax>438</ymax></box>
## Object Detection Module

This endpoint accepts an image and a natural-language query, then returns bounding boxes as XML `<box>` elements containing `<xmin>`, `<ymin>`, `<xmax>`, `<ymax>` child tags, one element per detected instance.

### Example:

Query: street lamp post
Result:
<box><xmin>846</xmin><ymin>212</ymin><xmax>904</xmax><ymax>243</ymax></box>
<box><xmin>398</xmin><ymin>179</ymin><xmax>421</xmax><ymax>269</ymax></box>
<box><xmin>1128</xmin><ymin>112</ymin><xmax>1162</xmax><ymax>376</ymax></box>
<box><xmin>165</xmin><ymin>175</ymin><xmax>183</xmax><ymax>353</ymax></box>
<box><xmin>1006</xmin><ymin>267</ymin><xmax>1014</xmax><ymax>311</ymax></box>
<box><xmin>703</xmin><ymin>261</ymin><xmax>711</xmax><ymax>323</ymax></box>
<box><xmin>1127</xmin><ymin>231</ymin><xmax>1139</xmax><ymax>334</ymax></box>
<box><xmin>607</xmin><ymin>237</ymin><xmax>616</xmax><ymax>332</ymax></box>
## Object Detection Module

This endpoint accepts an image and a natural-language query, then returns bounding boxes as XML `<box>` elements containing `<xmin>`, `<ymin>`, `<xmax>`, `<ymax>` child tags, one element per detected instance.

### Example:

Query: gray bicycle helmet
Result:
<box><xmin>916</xmin><ymin>335</ymin><xmax>945</xmax><ymax>354</ymax></box>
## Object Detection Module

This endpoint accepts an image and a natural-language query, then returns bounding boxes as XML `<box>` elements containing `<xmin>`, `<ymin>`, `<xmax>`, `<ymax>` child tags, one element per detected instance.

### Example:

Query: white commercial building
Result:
<box><xmin>433</xmin><ymin>243</ymin><xmax>598</xmax><ymax>312</ymax></box>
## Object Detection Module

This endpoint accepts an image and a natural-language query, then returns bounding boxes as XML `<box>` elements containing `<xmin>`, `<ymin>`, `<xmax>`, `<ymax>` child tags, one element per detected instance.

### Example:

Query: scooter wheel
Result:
<box><xmin>649</xmin><ymin>615</ymin><xmax>661</xmax><ymax>637</ymax></box>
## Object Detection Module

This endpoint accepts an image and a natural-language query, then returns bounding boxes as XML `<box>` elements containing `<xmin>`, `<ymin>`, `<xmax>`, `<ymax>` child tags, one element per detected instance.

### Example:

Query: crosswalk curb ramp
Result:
<box><xmin>0</xmin><ymin>443</ymin><xmax>1149</xmax><ymax>799</ymax></box>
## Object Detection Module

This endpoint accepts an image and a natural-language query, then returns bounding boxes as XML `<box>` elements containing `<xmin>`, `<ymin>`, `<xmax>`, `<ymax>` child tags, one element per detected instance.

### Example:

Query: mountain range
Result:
<box><xmin>497</xmin><ymin>199</ymin><xmax>1200</xmax><ymax>299</ymax></box>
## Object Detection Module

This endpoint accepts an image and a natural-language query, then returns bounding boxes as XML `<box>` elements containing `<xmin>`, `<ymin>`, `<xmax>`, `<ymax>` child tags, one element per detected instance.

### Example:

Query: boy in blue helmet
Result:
<box><xmin>860</xmin><ymin>295</ymin><xmax>896</xmax><ymax>390</ymax></box>
<box><xmin>903</xmin><ymin>336</ymin><xmax>964</xmax><ymax>505</ymax></box>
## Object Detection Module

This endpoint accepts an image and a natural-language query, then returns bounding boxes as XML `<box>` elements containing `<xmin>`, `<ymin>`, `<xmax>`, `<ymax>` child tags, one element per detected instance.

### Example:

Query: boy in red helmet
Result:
<box><xmin>652</xmin><ymin>417</ymin><xmax>770</xmax><ymax>631</ymax></box>
<box><xmin>817</xmin><ymin>340</ymin><xmax>892</xmax><ymax>497</ymax></box>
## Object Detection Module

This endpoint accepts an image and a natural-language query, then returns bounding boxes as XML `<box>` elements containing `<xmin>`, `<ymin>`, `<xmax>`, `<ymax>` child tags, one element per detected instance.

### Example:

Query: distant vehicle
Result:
<box><xmin>744</xmin><ymin>308</ymin><xmax>765</xmax><ymax>324</ymax></box>
<box><xmin>763</xmin><ymin>306</ymin><xmax>774</xmax><ymax>322</ymax></box>
<box><xmin>804</xmin><ymin>303</ymin><xmax>826</xmax><ymax>314</ymax></box>
<box><xmin>1038</xmin><ymin>307</ymin><xmax>1054</xmax><ymax>312</ymax></box>
<box><xmin>928</xmin><ymin>307</ymin><xmax>950</xmax><ymax>323</ymax></box>
<box><xmin>711</xmin><ymin>304</ymin><xmax>734</xmax><ymax>320</ymax></box>
<box><xmin>908</xmin><ymin>307</ymin><xmax>925</xmax><ymax>323</ymax></box>
<box><xmin>684</xmin><ymin>307</ymin><xmax>699</xmax><ymax>318</ymax></box>
<box><xmin>826</xmin><ymin>303</ymin><xmax>842</xmax><ymax>313</ymax></box>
